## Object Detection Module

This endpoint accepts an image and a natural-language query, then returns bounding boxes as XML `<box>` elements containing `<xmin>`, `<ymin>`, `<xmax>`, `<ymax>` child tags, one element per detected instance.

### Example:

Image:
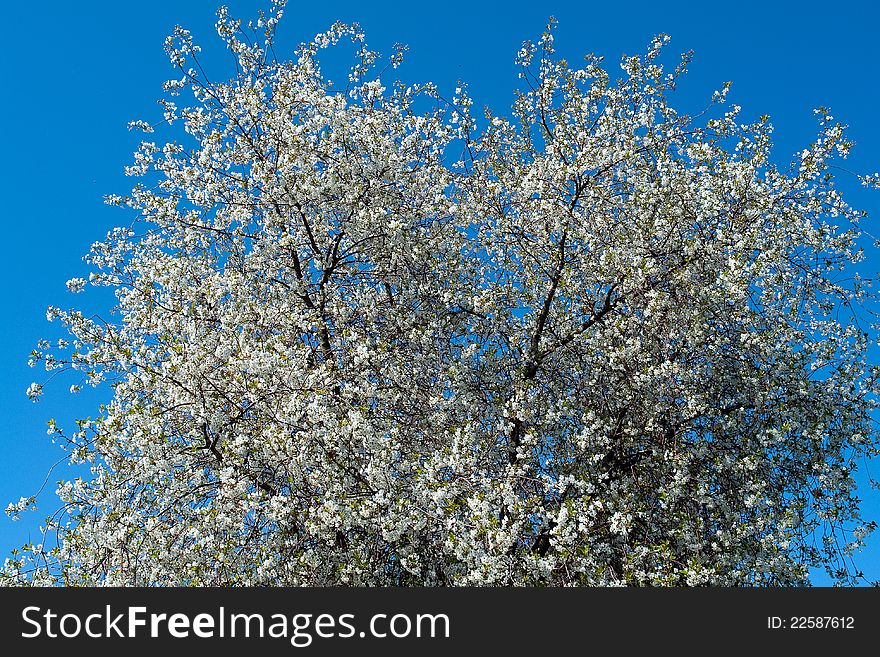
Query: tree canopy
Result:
<box><xmin>6</xmin><ymin>1</ymin><xmax>880</xmax><ymax>586</ymax></box>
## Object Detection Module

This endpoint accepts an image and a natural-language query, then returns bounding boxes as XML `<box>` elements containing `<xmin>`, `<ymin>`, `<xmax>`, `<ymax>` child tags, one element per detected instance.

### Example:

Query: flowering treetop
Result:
<box><xmin>6</xmin><ymin>1</ymin><xmax>880</xmax><ymax>586</ymax></box>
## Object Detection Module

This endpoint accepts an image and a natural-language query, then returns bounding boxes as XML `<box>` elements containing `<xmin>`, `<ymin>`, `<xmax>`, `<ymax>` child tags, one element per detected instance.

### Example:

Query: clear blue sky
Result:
<box><xmin>1</xmin><ymin>0</ymin><xmax>878</xmax><ymax>585</ymax></box>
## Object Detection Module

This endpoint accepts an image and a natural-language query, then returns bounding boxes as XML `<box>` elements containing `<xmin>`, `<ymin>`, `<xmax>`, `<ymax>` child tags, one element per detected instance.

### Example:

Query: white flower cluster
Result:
<box><xmin>5</xmin><ymin>496</ymin><xmax>36</xmax><ymax>521</ymax></box>
<box><xmin>65</xmin><ymin>278</ymin><xmax>86</xmax><ymax>293</ymax></box>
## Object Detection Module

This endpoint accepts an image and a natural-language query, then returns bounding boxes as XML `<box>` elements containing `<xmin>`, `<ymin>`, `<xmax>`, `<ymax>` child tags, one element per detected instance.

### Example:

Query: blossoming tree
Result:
<box><xmin>6</xmin><ymin>2</ymin><xmax>880</xmax><ymax>586</ymax></box>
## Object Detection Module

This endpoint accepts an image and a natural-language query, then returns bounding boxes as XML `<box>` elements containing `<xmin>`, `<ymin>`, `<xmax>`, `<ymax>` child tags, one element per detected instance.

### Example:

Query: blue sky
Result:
<box><xmin>1</xmin><ymin>0</ymin><xmax>878</xmax><ymax>585</ymax></box>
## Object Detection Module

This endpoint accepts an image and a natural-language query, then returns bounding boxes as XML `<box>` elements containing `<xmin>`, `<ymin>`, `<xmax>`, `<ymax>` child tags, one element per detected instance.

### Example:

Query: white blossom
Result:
<box><xmin>25</xmin><ymin>383</ymin><xmax>43</xmax><ymax>401</ymax></box>
<box><xmin>65</xmin><ymin>277</ymin><xmax>86</xmax><ymax>293</ymax></box>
